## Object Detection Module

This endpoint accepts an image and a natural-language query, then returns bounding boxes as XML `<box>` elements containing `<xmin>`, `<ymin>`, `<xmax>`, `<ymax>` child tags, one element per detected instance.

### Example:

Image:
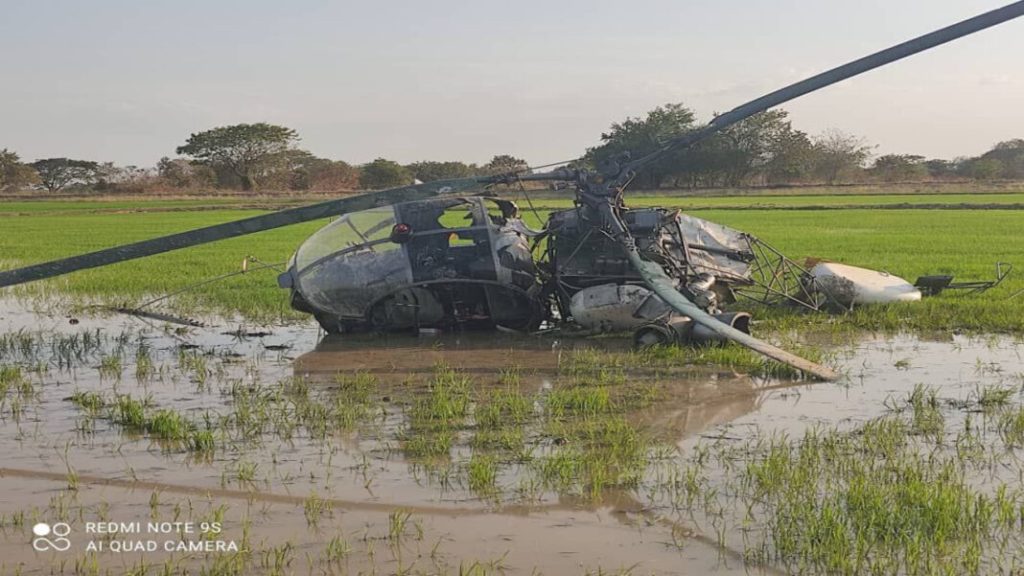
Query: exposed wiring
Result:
<box><xmin>133</xmin><ymin>256</ymin><xmax>285</xmax><ymax>311</ymax></box>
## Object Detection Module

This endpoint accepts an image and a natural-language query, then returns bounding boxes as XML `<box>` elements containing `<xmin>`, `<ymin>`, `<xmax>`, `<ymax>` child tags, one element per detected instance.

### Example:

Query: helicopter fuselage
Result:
<box><xmin>278</xmin><ymin>196</ymin><xmax>543</xmax><ymax>333</ymax></box>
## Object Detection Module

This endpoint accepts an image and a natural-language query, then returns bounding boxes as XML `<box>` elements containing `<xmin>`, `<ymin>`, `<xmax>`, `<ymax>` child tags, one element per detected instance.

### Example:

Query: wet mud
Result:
<box><xmin>1</xmin><ymin>296</ymin><xmax>1022</xmax><ymax>574</ymax></box>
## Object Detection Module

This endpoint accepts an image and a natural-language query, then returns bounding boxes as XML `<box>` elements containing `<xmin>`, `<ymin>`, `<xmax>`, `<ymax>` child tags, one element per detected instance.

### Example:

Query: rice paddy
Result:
<box><xmin>1</xmin><ymin>191</ymin><xmax>1023</xmax><ymax>574</ymax></box>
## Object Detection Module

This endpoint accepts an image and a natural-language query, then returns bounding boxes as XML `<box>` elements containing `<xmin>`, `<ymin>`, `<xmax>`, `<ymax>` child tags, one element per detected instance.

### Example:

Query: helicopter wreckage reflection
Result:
<box><xmin>293</xmin><ymin>331</ymin><xmax>771</xmax><ymax>443</ymax></box>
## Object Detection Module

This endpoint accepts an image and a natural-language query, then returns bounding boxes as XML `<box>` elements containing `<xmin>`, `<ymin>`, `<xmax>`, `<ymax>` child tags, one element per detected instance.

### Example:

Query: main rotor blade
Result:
<box><xmin>0</xmin><ymin>178</ymin><xmax>488</xmax><ymax>288</ymax></box>
<box><xmin>598</xmin><ymin>204</ymin><xmax>838</xmax><ymax>381</ymax></box>
<box><xmin>622</xmin><ymin>1</ymin><xmax>1024</xmax><ymax>177</ymax></box>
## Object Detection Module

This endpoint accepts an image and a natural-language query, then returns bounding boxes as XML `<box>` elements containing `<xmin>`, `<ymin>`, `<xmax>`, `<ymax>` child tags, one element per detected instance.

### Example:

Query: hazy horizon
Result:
<box><xmin>2</xmin><ymin>0</ymin><xmax>1023</xmax><ymax>168</ymax></box>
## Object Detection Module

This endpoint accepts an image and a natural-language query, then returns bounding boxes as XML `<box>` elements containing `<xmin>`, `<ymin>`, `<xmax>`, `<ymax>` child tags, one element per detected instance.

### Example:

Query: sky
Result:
<box><xmin>1</xmin><ymin>0</ymin><xmax>1022</xmax><ymax>168</ymax></box>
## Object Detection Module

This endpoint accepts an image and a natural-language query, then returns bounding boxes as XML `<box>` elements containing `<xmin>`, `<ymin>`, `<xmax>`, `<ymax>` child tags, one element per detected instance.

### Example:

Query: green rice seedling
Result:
<box><xmin>69</xmin><ymin>391</ymin><xmax>215</xmax><ymax>452</ymax></box>
<box><xmin>559</xmin><ymin>349</ymin><xmax>627</xmax><ymax>386</ymax></box>
<box><xmin>402</xmin><ymin>363</ymin><xmax>471</xmax><ymax>458</ymax></box>
<box><xmin>98</xmin><ymin>354</ymin><xmax>123</xmax><ymax>380</ymax></box>
<box><xmin>906</xmin><ymin>383</ymin><xmax>945</xmax><ymax>439</ymax></box>
<box><xmin>387</xmin><ymin>509</ymin><xmax>413</xmax><ymax>542</ymax></box>
<box><xmin>857</xmin><ymin>416</ymin><xmax>908</xmax><ymax>459</ymax></box>
<box><xmin>135</xmin><ymin>344</ymin><xmax>155</xmax><ymax>382</ymax></box>
<box><xmin>634</xmin><ymin>340</ymin><xmax>829</xmax><ymax>379</ymax></box>
<box><xmin>953</xmin><ymin>416</ymin><xmax>987</xmax><ymax>463</ymax></box>
<box><xmin>0</xmin><ymin>365</ymin><xmax>19</xmax><ymax>394</ymax></box>
<box><xmin>68</xmin><ymin>390</ymin><xmax>106</xmax><ymax>414</ymax></box>
<box><xmin>467</xmin><ymin>454</ymin><xmax>498</xmax><ymax>496</ymax></box>
<box><xmin>147</xmin><ymin>409</ymin><xmax>193</xmax><ymax>441</ymax></box>
<box><xmin>233</xmin><ymin>461</ymin><xmax>258</xmax><ymax>485</ymax></box>
<box><xmin>335</xmin><ymin>370</ymin><xmax>376</xmax><ymax>402</ymax></box>
<box><xmin>475</xmin><ymin>387</ymin><xmax>531</xmax><ymax>429</ymax></box>
<box><xmin>324</xmin><ymin>535</ymin><xmax>351</xmax><ymax>565</ymax></box>
<box><xmin>189</xmin><ymin>428</ymin><xmax>216</xmax><ymax>453</ymax></box>
<box><xmin>149</xmin><ymin>491</ymin><xmax>160</xmax><ymax>520</ymax></box>
<box><xmin>111</xmin><ymin>395</ymin><xmax>148</xmax><ymax>431</ymax></box>
<box><xmin>197</xmin><ymin>551</ymin><xmax>248</xmax><ymax>576</ymax></box>
<box><xmin>498</xmin><ymin>365</ymin><xmax>521</xmax><ymax>387</ymax></box>
<box><xmin>0</xmin><ymin>331</ymin><xmax>40</xmax><ymax>363</ymax></box>
<box><xmin>260</xmin><ymin>542</ymin><xmax>294</xmax><ymax>576</ymax></box>
<box><xmin>471</xmin><ymin>427</ymin><xmax>525</xmax><ymax>454</ymax></box>
<box><xmin>976</xmin><ymin>383</ymin><xmax>1016</xmax><ymax>410</ymax></box>
<box><xmin>731</xmin><ymin>403</ymin><xmax>1024</xmax><ymax>575</ymax></box>
<box><xmin>403</xmin><ymin>430</ymin><xmax>455</xmax><ymax>459</ymax></box>
<box><xmin>974</xmin><ymin>358</ymin><xmax>1005</xmax><ymax>376</ymax></box>
<box><xmin>415</xmin><ymin>363</ymin><xmax>471</xmax><ymax>424</ymax></box>
<box><xmin>0</xmin><ymin>365</ymin><xmax>36</xmax><ymax>400</ymax></box>
<box><xmin>303</xmin><ymin>491</ymin><xmax>332</xmax><ymax>528</ymax></box>
<box><xmin>997</xmin><ymin>407</ymin><xmax>1024</xmax><ymax>448</ymax></box>
<box><xmin>177</xmin><ymin>349</ymin><xmax>211</xmax><ymax>388</ymax></box>
<box><xmin>196</xmin><ymin>505</ymin><xmax>228</xmax><ymax>543</ymax></box>
<box><xmin>10</xmin><ymin>509</ymin><xmax>26</xmax><ymax>529</ymax></box>
<box><xmin>537</xmin><ymin>416</ymin><xmax>648</xmax><ymax>500</ymax></box>
<box><xmin>546</xmin><ymin>386</ymin><xmax>613</xmax><ymax>419</ymax></box>
<box><xmin>536</xmin><ymin>450</ymin><xmax>582</xmax><ymax>491</ymax></box>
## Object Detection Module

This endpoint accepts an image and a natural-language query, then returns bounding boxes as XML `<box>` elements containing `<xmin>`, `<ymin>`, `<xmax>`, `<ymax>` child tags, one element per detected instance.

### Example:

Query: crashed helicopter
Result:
<box><xmin>3</xmin><ymin>2</ymin><xmax>1024</xmax><ymax>382</ymax></box>
<box><xmin>277</xmin><ymin>195</ymin><xmax>808</xmax><ymax>337</ymax></box>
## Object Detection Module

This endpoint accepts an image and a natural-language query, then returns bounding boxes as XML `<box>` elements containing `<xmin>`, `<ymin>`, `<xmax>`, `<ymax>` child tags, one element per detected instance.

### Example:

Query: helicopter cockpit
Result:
<box><xmin>279</xmin><ymin>197</ymin><xmax>542</xmax><ymax>333</ymax></box>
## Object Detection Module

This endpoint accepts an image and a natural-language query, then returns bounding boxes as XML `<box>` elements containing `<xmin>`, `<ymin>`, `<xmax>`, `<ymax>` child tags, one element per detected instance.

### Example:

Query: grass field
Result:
<box><xmin>3</xmin><ymin>190</ymin><xmax>1024</xmax><ymax>216</ymax></box>
<box><xmin>0</xmin><ymin>197</ymin><xmax>307</xmax><ymax>214</ymax></box>
<box><xmin>1</xmin><ymin>195</ymin><xmax>1022</xmax><ymax>331</ymax></box>
<box><xmin>531</xmin><ymin>192</ymin><xmax>1024</xmax><ymax>210</ymax></box>
<box><xmin>3</xmin><ymin>193</ymin><xmax>1024</xmax><ymax>575</ymax></box>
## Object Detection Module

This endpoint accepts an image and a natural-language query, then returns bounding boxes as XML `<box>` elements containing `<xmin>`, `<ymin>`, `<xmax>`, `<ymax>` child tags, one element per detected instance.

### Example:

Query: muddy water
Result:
<box><xmin>1</xmin><ymin>296</ymin><xmax>1022</xmax><ymax>575</ymax></box>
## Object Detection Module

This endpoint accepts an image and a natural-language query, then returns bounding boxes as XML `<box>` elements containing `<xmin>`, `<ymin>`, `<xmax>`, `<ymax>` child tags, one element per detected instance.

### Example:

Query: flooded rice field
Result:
<box><xmin>2</xmin><ymin>297</ymin><xmax>1024</xmax><ymax>575</ymax></box>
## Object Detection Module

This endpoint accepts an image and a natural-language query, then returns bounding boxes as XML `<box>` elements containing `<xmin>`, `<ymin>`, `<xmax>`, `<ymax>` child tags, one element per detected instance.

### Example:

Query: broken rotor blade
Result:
<box><xmin>0</xmin><ymin>177</ymin><xmax>490</xmax><ymax>288</ymax></box>
<box><xmin>621</xmin><ymin>1</ymin><xmax>1024</xmax><ymax>179</ymax></box>
<box><xmin>598</xmin><ymin>204</ymin><xmax>838</xmax><ymax>381</ymax></box>
<box><xmin>633</xmin><ymin>254</ymin><xmax>838</xmax><ymax>381</ymax></box>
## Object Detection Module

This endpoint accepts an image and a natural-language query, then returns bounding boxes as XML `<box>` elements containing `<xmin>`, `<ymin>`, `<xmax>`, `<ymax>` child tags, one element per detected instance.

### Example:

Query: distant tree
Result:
<box><xmin>92</xmin><ymin>162</ymin><xmax>119</xmax><ymax>191</ymax></box>
<box><xmin>978</xmin><ymin>139</ymin><xmax>1024</xmax><ymax>179</ymax></box>
<box><xmin>963</xmin><ymin>158</ymin><xmax>1004</xmax><ymax>180</ymax></box>
<box><xmin>587</xmin><ymin>103</ymin><xmax>697</xmax><ymax>188</ymax></box>
<box><xmin>482</xmin><ymin>155</ymin><xmax>529</xmax><ymax>175</ymax></box>
<box><xmin>176</xmin><ymin>123</ymin><xmax>299</xmax><ymax>190</ymax></box>
<box><xmin>262</xmin><ymin>149</ymin><xmax>332</xmax><ymax>190</ymax></box>
<box><xmin>406</xmin><ymin>160</ymin><xmax>477</xmax><ymax>182</ymax></box>
<box><xmin>266</xmin><ymin>150</ymin><xmax>361</xmax><ymax>191</ymax></box>
<box><xmin>871</xmin><ymin>154</ymin><xmax>927</xmax><ymax>182</ymax></box>
<box><xmin>810</xmin><ymin>130</ymin><xmax>872</xmax><ymax>184</ymax></box>
<box><xmin>89</xmin><ymin>163</ymin><xmax>157</xmax><ymax>193</ymax></box>
<box><xmin>29</xmin><ymin>158</ymin><xmax>100</xmax><ymax>193</ymax></box>
<box><xmin>713</xmin><ymin>109</ymin><xmax>806</xmax><ymax>186</ymax></box>
<box><xmin>761</xmin><ymin>127</ymin><xmax>815</xmax><ymax>184</ymax></box>
<box><xmin>588</xmin><ymin>104</ymin><xmax>817</xmax><ymax>188</ymax></box>
<box><xmin>310</xmin><ymin>160</ymin><xmax>360</xmax><ymax>192</ymax></box>
<box><xmin>667</xmin><ymin>135</ymin><xmax>734</xmax><ymax>188</ymax></box>
<box><xmin>359</xmin><ymin>158</ymin><xmax>411</xmax><ymax>190</ymax></box>
<box><xmin>0</xmin><ymin>149</ymin><xmax>40</xmax><ymax>191</ymax></box>
<box><xmin>159</xmin><ymin>157</ymin><xmax>194</xmax><ymax>187</ymax></box>
<box><xmin>923</xmin><ymin>159</ymin><xmax>955</xmax><ymax>179</ymax></box>
<box><xmin>157</xmin><ymin>157</ymin><xmax>216</xmax><ymax>188</ymax></box>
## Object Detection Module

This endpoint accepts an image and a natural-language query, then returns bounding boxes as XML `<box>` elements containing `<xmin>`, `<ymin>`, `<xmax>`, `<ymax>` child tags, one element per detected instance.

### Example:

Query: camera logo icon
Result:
<box><xmin>32</xmin><ymin>523</ymin><xmax>72</xmax><ymax>552</ymax></box>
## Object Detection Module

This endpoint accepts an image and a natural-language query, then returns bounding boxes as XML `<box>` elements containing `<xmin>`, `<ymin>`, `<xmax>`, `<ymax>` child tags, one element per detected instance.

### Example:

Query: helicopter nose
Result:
<box><xmin>277</xmin><ymin>271</ymin><xmax>293</xmax><ymax>288</ymax></box>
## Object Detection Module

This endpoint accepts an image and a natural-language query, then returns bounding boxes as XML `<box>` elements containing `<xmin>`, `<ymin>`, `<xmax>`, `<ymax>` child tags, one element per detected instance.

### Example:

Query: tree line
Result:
<box><xmin>3</xmin><ymin>106</ymin><xmax>1024</xmax><ymax>194</ymax></box>
<box><xmin>585</xmin><ymin>104</ymin><xmax>1024</xmax><ymax>188</ymax></box>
